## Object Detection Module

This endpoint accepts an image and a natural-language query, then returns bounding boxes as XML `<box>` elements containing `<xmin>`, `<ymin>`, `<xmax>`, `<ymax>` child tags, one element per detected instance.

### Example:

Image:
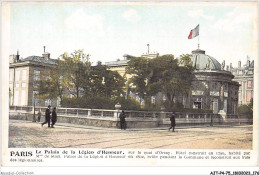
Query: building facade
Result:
<box><xmin>183</xmin><ymin>49</ymin><xmax>239</xmax><ymax>114</ymax></box>
<box><xmin>9</xmin><ymin>51</ymin><xmax>58</xmax><ymax>107</ymax></box>
<box><xmin>229</xmin><ymin>59</ymin><xmax>254</xmax><ymax>105</ymax></box>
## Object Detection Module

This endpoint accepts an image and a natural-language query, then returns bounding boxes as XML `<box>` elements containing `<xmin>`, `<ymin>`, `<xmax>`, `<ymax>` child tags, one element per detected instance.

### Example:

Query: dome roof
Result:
<box><xmin>190</xmin><ymin>49</ymin><xmax>221</xmax><ymax>70</ymax></box>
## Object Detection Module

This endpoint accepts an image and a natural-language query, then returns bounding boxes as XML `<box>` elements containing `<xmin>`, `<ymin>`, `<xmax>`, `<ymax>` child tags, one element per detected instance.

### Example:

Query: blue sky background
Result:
<box><xmin>8</xmin><ymin>2</ymin><xmax>257</xmax><ymax>67</ymax></box>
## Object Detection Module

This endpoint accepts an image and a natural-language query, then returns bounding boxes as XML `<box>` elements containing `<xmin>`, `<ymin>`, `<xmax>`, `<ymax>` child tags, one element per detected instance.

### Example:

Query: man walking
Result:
<box><xmin>42</xmin><ymin>105</ymin><xmax>51</xmax><ymax>128</ymax></box>
<box><xmin>169</xmin><ymin>112</ymin><xmax>176</xmax><ymax>132</ymax></box>
<box><xmin>51</xmin><ymin>107</ymin><xmax>57</xmax><ymax>128</ymax></box>
<box><xmin>119</xmin><ymin>110</ymin><xmax>126</xmax><ymax>130</ymax></box>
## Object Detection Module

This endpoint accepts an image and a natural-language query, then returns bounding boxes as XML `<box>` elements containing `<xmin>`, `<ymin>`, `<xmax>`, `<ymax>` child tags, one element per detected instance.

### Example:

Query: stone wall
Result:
<box><xmin>9</xmin><ymin>110</ymin><xmax>252</xmax><ymax>129</ymax></box>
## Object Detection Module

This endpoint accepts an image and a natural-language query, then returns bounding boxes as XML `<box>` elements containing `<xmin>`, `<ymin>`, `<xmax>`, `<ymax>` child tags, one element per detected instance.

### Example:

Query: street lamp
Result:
<box><xmin>32</xmin><ymin>92</ymin><xmax>37</xmax><ymax>122</ymax></box>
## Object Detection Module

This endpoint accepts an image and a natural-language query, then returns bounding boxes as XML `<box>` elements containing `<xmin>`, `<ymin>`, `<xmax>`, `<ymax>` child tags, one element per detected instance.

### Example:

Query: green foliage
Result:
<box><xmin>60</xmin><ymin>50</ymin><xmax>91</xmax><ymax>98</ymax></box>
<box><xmin>238</xmin><ymin>99</ymin><xmax>253</xmax><ymax>117</ymax></box>
<box><xmin>113</xmin><ymin>97</ymin><xmax>141</xmax><ymax>110</ymax></box>
<box><xmin>89</xmin><ymin>65</ymin><xmax>125</xmax><ymax>98</ymax></box>
<box><xmin>162</xmin><ymin>100</ymin><xmax>184</xmax><ymax>112</ymax></box>
<box><xmin>126</xmin><ymin>57</ymin><xmax>150</xmax><ymax>100</ymax></box>
<box><xmin>61</xmin><ymin>96</ymin><xmax>141</xmax><ymax>110</ymax></box>
<box><xmin>37</xmin><ymin>66</ymin><xmax>65</xmax><ymax>103</ymax></box>
<box><xmin>62</xmin><ymin>96</ymin><xmax>114</xmax><ymax>109</ymax></box>
<box><xmin>126</xmin><ymin>54</ymin><xmax>194</xmax><ymax>108</ymax></box>
<box><xmin>37</xmin><ymin>50</ymin><xmax>125</xmax><ymax>108</ymax></box>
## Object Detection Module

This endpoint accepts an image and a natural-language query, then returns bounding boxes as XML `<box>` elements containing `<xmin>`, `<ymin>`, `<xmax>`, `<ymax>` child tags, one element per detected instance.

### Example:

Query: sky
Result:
<box><xmin>8</xmin><ymin>2</ymin><xmax>258</xmax><ymax>67</ymax></box>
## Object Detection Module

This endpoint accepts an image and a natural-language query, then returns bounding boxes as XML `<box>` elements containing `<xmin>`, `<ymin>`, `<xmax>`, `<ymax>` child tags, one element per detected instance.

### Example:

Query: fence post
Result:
<box><xmin>210</xmin><ymin>114</ymin><xmax>213</xmax><ymax>126</ymax></box>
<box><xmin>101</xmin><ymin>111</ymin><xmax>104</xmax><ymax>117</ymax></box>
<box><xmin>88</xmin><ymin>110</ymin><xmax>92</xmax><ymax>117</ymax></box>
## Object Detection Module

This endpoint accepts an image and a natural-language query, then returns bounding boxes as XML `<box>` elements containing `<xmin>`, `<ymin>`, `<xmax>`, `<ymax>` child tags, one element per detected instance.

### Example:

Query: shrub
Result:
<box><xmin>61</xmin><ymin>96</ymin><xmax>114</xmax><ymax>109</ymax></box>
<box><xmin>113</xmin><ymin>97</ymin><xmax>141</xmax><ymax>110</ymax></box>
<box><xmin>61</xmin><ymin>96</ymin><xmax>141</xmax><ymax>110</ymax></box>
<box><xmin>238</xmin><ymin>104</ymin><xmax>253</xmax><ymax>116</ymax></box>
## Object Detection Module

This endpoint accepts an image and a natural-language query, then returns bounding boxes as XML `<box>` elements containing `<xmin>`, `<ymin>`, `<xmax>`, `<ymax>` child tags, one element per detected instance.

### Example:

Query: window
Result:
<box><xmin>15</xmin><ymin>70</ymin><xmax>20</xmax><ymax>81</ymax></box>
<box><xmin>14</xmin><ymin>91</ymin><xmax>19</xmax><ymax>105</ymax></box>
<box><xmin>193</xmin><ymin>98</ymin><xmax>202</xmax><ymax>109</ymax></box>
<box><xmin>22</xmin><ymin>83</ymin><xmax>26</xmax><ymax>87</ymax></box>
<box><xmin>246</xmin><ymin>91</ymin><xmax>252</xmax><ymax>102</ymax></box>
<box><xmin>34</xmin><ymin>70</ymin><xmax>40</xmax><ymax>81</ymax></box>
<box><xmin>22</xmin><ymin>70</ymin><xmax>26</xmax><ymax>81</ymax></box>
<box><xmin>45</xmin><ymin>99</ymin><xmax>52</xmax><ymax>107</ymax></box>
<box><xmin>163</xmin><ymin>95</ymin><xmax>167</xmax><ymax>102</ymax></box>
<box><xmin>151</xmin><ymin>96</ymin><xmax>155</xmax><ymax>104</ymax></box>
<box><xmin>247</xmin><ymin>81</ymin><xmax>252</xmax><ymax>88</ymax></box>
<box><xmin>15</xmin><ymin>83</ymin><xmax>19</xmax><ymax>87</ymax></box>
<box><xmin>21</xmin><ymin>90</ymin><xmax>26</xmax><ymax>106</ymax></box>
<box><xmin>32</xmin><ymin>91</ymin><xmax>39</xmax><ymax>106</ymax></box>
<box><xmin>9</xmin><ymin>70</ymin><xmax>13</xmax><ymax>82</ymax></box>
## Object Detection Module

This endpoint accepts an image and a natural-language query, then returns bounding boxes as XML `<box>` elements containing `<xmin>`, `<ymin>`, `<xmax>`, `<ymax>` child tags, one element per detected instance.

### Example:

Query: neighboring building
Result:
<box><xmin>229</xmin><ymin>59</ymin><xmax>254</xmax><ymax>105</ymax></box>
<box><xmin>9</xmin><ymin>50</ymin><xmax>58</xmax><ymax>107</ymax></box>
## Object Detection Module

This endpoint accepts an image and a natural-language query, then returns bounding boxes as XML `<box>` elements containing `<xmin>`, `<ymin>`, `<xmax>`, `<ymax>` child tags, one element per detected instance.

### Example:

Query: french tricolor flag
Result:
<box><xmin>188</xmin><ymin>24</ymin><xmax>199</xmax><ymax>39</ymax></box>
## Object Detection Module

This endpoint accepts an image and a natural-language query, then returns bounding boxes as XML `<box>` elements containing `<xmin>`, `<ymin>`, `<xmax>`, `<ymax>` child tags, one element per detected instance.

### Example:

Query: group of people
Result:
<box><xmin>119</xmin><ymin>111</ymin><xmax>176</xmax><ymax>132</ymax></box>
<box><xmin>38</xmin><ymin>105</ymin><xmax>57</xmax><ymax>128</ymax></box>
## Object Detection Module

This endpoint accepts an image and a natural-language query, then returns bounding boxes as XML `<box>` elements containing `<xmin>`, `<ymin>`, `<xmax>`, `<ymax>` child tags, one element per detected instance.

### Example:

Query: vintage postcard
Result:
<box><xmin>1</xmin><ymin>1</ymin><xmax>259</xmax><ymax>175</ymax></box>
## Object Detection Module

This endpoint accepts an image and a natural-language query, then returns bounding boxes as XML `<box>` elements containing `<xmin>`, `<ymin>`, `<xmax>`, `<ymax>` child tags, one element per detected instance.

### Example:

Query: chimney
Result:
<box><xmin>246</xmin><ymin>60</ymin><xmax>250</xmax><ymax>67</ymax></box>
<box><xmin>230</xmin><ymin>63</ymin><xmax>232</xmax><ymax>69</ymax></box>
<box><xmin>238</xmin><ymin>61</ymin><xmax>241</xmax><ymax>68</ymax></box>
<box><xmin>226</xmin><ymin>65</ymin><xmax>229</xmax><ymax>71</ymax></box>
<box><xmin>42</xmin><ymin>46</ymin><xmax>50</xmax><ymax>59</ymax></box>
<box><xmin>9</xmin><ymin>51</ymin><xmax>20</xmax><ymax>63</ymax></box>
<box><xmin>9</xmin><ymin>55</ymin><xmax>16</xmax><ymax>63</ymax></box>
<box><xmin>16</xmin><ymin>50</ymin><xmax>20</xmax><ymax>61</ymax></box>
<box><xmin>97</xmin><ymin>61</ymin><xmax>102</xmax><ymax>66</ymax></box>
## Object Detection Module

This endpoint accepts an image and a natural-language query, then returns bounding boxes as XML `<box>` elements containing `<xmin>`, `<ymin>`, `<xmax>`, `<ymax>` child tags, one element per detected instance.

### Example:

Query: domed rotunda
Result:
<box><xmin>183</xmin><ymin>49</ymin><xmax>239</xmax><ymax>115</ymax></box>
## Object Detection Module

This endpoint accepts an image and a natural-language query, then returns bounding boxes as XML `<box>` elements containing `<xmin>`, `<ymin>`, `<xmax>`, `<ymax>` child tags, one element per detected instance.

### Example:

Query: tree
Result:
<box><xmin>238</xmin><ymin>98</ymin><xmax>253</xmax><ymax>117</ymax></box>
<box><xmin>126</xmin><ymin>54</ymin><xmax>193</xmax><ymax>108</ymax></box>
<box><xmin>89</xmin><ymin>64</ymin><xmax>125</xmax><ymax>98</ymax></box>
<box><xmin>37</xmin><ymin>64</ymin><xmax>65</xmax><ymax>104</ymax></box>
<box><xmin>59</xmin><ymin>50</ymin><xmax>91</xmax><ymax>98</ymax></box>
<box><xmin>126</xmin><ymin>57</ymin><xmax>150</xmax><ymax>101</ymax></box>
<box><xmin>104</xmin><ymin>69</ymin><xmax>125</xmax><ymax>98</ymax></box>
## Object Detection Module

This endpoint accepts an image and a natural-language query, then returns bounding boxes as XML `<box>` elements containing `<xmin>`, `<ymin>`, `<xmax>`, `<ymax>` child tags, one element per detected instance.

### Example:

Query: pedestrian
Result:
<box><xmin>119</xmin><ymin>110</ymin><xmax>126</xmax><ymax>130</ymax></box>
<box><xmin>41</xmin><ymin>105</ymin><xmax>51</xmax><ymax>128</ymax></box>
<box><xmin>169</xmin><ymin>112</ymin><xmax>176</xmax><ymax>132</ymax></box>
<box><xmin>37</xmin><ymin>110</ymin><xmax>41</xmax><ymax>122</ymax></box>
<box><xmin>51</xmin><ymin>107</ymin><xmax>57</xmax><ymax>128</ymax></box>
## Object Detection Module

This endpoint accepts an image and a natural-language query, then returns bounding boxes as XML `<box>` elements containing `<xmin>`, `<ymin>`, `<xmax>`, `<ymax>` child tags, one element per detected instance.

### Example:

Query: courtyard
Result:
<box><xmin>9</xmin><ymin>120</ymin><xmax>252</xmax><ymax>149</ymax></box>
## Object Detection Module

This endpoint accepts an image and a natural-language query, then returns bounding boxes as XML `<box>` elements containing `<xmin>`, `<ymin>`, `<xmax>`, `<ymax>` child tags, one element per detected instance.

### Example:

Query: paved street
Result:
<box><xmin>9</xmin><ymin>120</ymin><xmax>252</xmax><ymax>149</ymax></box>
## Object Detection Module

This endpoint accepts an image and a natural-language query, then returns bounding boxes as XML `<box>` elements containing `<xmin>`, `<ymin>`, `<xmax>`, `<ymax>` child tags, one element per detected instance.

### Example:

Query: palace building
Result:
<box><xmin>183</xmin><ymin>49</ymin><xmax>239</xmax><ymax>114</ymax></box>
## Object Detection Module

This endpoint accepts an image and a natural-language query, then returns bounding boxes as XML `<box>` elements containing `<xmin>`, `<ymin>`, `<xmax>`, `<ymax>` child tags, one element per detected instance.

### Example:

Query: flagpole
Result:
<box><xmin>198</xmin><ymin>35</ymin><xmax>200</xmax><ymax>49</ymax></box>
